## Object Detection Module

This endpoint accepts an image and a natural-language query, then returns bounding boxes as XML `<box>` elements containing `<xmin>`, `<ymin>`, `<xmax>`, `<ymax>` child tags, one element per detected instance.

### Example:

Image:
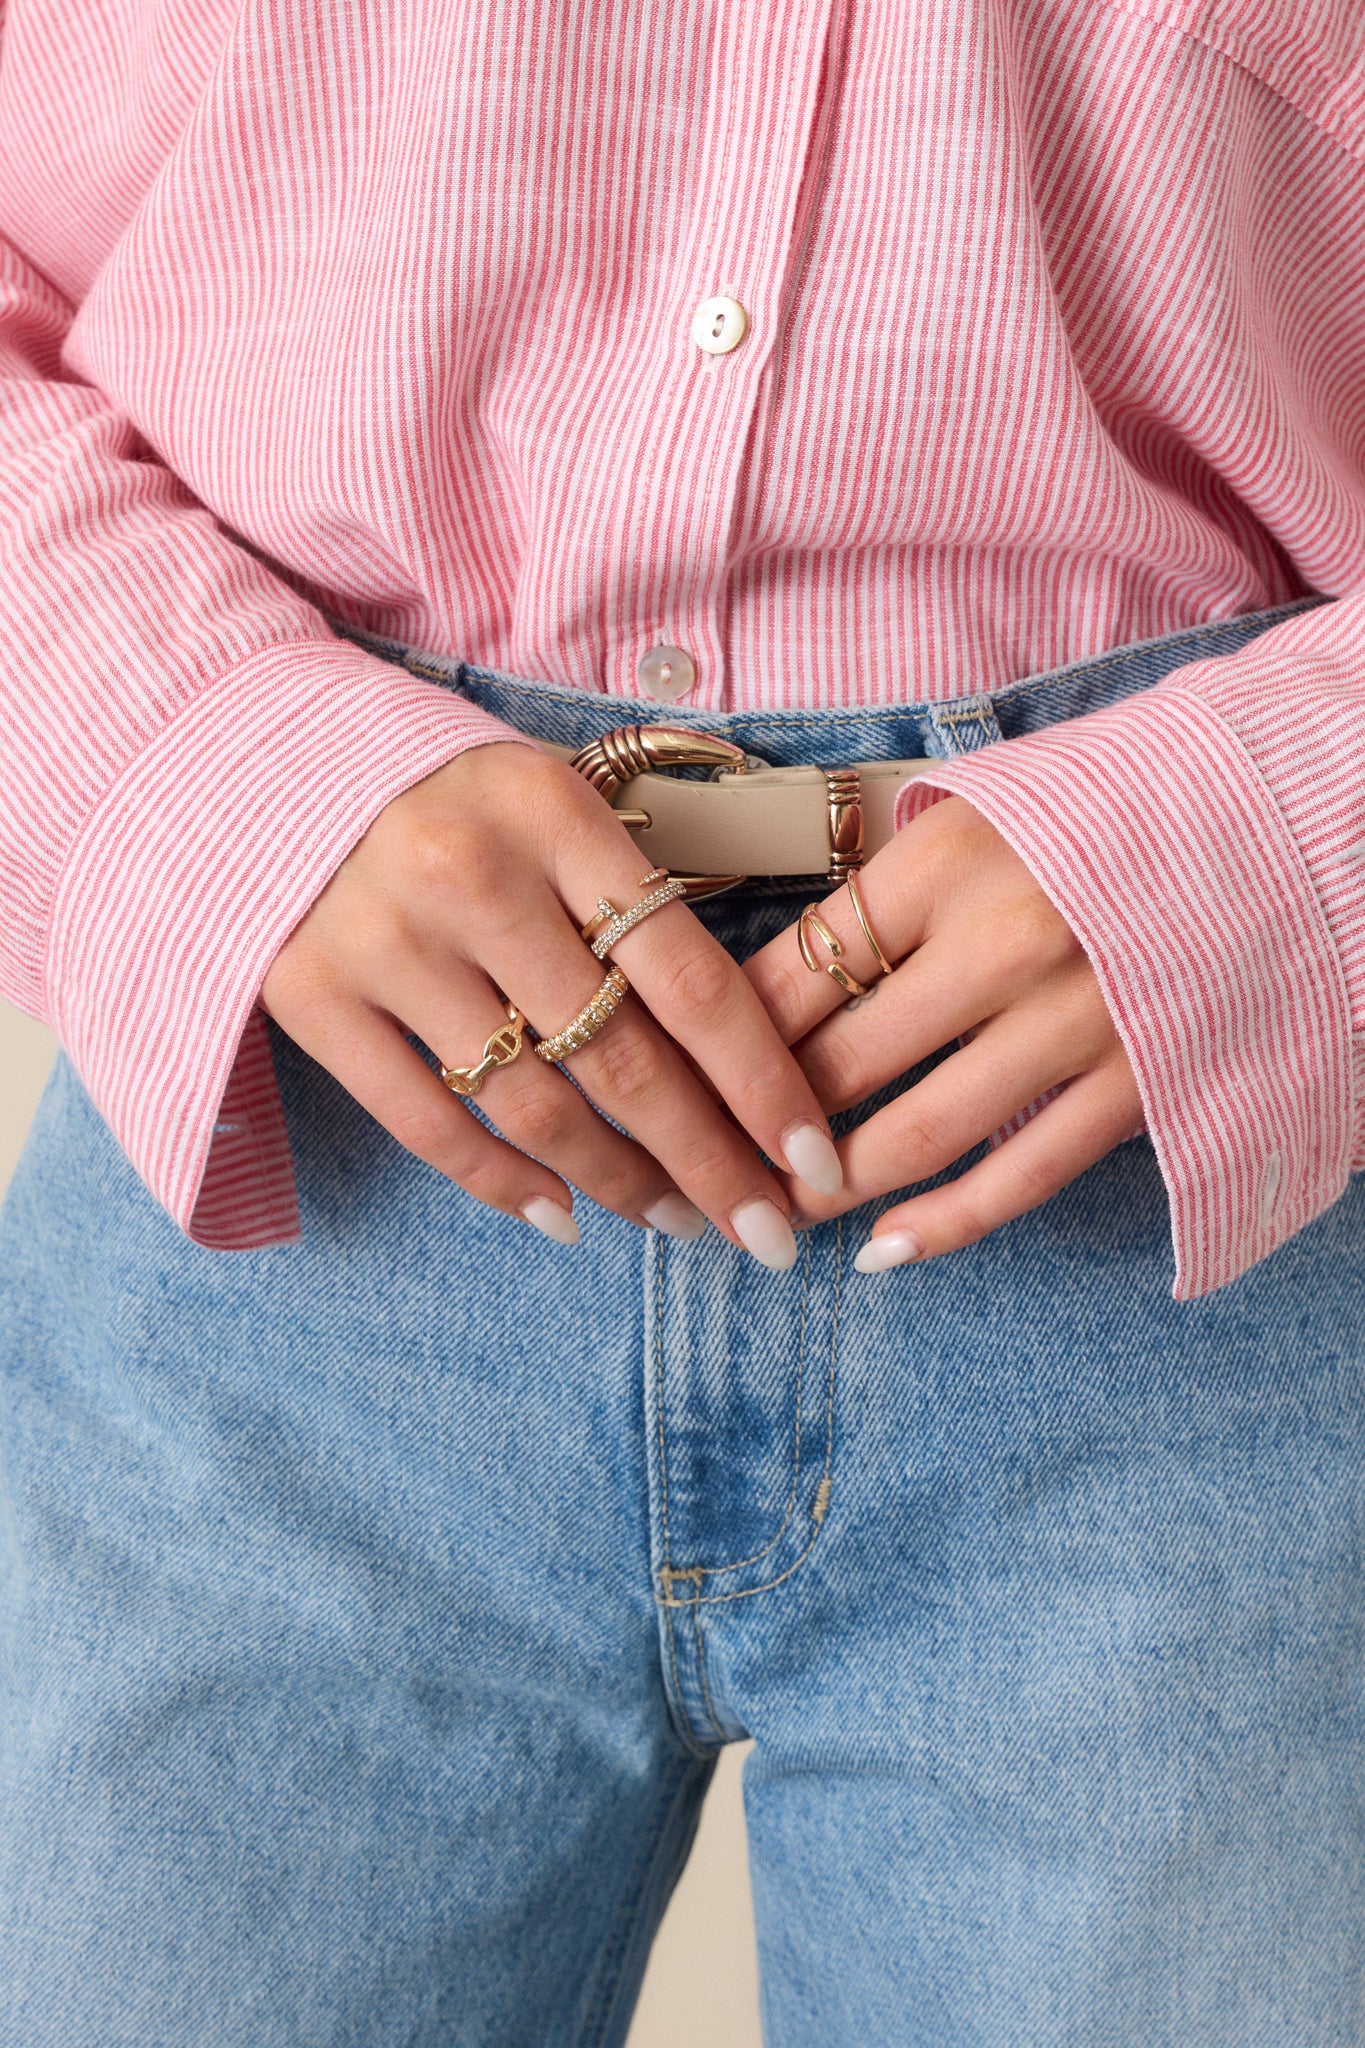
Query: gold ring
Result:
<box><xmin>845</xmin><ymin>870</ymin><xmax>896</xmax><ymax>978</ymax></box>
<box><xmin>580</xmin><ymin>869</ymin><xmax>689</xmax><ymax>959</ymax></box>
<box><xmin>797</xmin><ymin>906</ymin><xmax>871</xmax><ymax>998</ymax></box>
<box><xmin>535</xmin><ymin>966</ymin><xmax>630</xmax><ymax>1062</ymax></box>
<box><xmin>439</xmin><ymin>998</ymin><xmax>527</xmax><ymax>1096</ymax></box>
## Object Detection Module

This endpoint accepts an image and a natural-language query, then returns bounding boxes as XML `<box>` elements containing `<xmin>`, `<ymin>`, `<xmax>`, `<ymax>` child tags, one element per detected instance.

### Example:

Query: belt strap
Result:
<box><xmin>541</xmin><ymin>741</ymin><xmax>937</xmax><ymax>878</ymax></box>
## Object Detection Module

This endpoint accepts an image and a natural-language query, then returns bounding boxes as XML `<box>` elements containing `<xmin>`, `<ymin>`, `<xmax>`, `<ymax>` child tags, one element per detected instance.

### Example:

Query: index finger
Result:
<box><xmin>601</xmin><ymin>892</ymin><xmax>846</xmax><ymax>1194</ymax></box>
<box><xmin>540</xmin><ymin>785</ymin><xmax>844</xmax><ymax>1195</ymax></box>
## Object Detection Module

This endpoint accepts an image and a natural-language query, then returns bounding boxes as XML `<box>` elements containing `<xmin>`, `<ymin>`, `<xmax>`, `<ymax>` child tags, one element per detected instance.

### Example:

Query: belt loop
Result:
<box><xmin>922</xmin><ymin>694</ymin><xmax>1005</xmax><ymax>759</ymax></box>
<box><xmin>823</xmin><ymin>767</ymin><xmax>864</xmax><ymax>882</ymax></box>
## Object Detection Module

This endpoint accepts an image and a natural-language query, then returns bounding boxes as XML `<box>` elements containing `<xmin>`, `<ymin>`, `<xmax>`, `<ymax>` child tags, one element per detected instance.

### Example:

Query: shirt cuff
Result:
<box><xmin>45</xmin><ymin>639</ymin><xmax>531</xmax><ymax>1248</ymax></box>
<box><xmin>894</xmin><ymin>683</ymin><xmax>1353</xmax><ymax>1298</ymax></box>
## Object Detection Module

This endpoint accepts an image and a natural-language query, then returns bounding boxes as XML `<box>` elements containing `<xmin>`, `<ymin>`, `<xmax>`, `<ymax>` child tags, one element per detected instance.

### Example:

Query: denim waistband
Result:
<box><xmin>342</xmin><ymin>597</ymin><xmax>1323</xmax><ymax>766</ymax></box>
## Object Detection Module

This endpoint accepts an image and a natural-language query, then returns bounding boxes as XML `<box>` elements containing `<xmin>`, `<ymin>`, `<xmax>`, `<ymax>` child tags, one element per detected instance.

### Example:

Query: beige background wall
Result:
<box><xmin>0</xmin><ymin>1000</ymin><xmax>762</xmax><ymax>2046</ymax></box>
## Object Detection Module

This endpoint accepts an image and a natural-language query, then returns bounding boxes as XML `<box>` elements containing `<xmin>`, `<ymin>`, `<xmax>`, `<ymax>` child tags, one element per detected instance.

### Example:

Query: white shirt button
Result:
<box><xmin>637</xmin><ymin>644</ymin><xmax>697</xmax><ymax>700</ymax></box>
<box><xmin>691</xmin><ymin>296</ymin><xmax>749</xmax><ymax>356</ymax></box>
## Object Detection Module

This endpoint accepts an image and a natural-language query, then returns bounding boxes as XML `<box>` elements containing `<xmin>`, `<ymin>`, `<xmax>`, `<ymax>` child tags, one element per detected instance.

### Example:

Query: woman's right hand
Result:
<box><xmin>259</xmin><ymin>739</ymin><xmax>843</xmax><ymax>1266</ymax></box>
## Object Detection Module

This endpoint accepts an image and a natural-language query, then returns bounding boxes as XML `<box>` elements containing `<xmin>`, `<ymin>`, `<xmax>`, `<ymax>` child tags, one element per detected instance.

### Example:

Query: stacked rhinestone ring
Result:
<box><xmin>584</xmin><ymin>874</ymin><xmax>687</xmax><ymax>959</ymax></box>
<box><xmin>534</xmin><ymin>966</ymin><xmax>631</xmax><ymax>1063</ymax></box>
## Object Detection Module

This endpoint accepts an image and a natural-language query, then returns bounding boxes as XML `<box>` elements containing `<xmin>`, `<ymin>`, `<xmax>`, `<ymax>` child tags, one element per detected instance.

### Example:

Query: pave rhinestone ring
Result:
<box><xmin>581</xmin><ymin>873</ymin><xmax>688</xmax><ymax>960</ymax></box>
<box><xmin>534</xmin><ymin>966</ymin><xmax>631</xmax><ymax>1063</ymax></box>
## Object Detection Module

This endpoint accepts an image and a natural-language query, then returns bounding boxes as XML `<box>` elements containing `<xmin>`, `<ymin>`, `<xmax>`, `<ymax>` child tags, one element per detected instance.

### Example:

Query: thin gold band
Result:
<box><xmin>535</xmin><ymin>966</ymin><xmax>630</xmax><ymax>1062</ymax></box>
<box><xmin>845</xmin><ymin>870</ymin><xmax>896</xmax><ymax>978</ymax></box>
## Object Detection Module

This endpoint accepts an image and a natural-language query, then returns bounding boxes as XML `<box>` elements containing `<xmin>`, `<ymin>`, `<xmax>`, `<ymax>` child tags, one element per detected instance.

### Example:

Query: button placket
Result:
<box><xmin>610</xmin><ymin>0</ymin><xmax>841</xmax><ymax>705</ymax></box>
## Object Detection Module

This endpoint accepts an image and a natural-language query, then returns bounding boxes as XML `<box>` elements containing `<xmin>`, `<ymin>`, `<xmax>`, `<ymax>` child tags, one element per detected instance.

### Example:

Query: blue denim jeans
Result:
<box><xmin>4</xmin><ymin>600</ymin><xmax>1364</xmax><ymax>2046</ymax></box>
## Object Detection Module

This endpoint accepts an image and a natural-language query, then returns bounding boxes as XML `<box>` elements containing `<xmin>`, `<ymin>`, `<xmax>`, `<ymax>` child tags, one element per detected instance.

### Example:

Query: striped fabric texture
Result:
<box><xmin>0</xmin><ymin>0</ymin><xmax>1363</xmax><ymax>1293</ymax></box>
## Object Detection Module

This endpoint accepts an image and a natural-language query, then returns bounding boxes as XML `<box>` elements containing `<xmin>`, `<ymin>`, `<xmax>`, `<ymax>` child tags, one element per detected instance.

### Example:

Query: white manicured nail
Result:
<box><xmin>853</xmin><ymin>1229</ymin><xmax>924</xmax><ymax>1274</ymax></box>
<box><xmin>522</xmin><ymin>1197</ymin><xmax>580</xmax><ymax>1246</ymax></box>
<box><xmin>643</xmin><ymin>1192</ymin><xmax>707</xmax><ymax>1239</ymax></box>
<box><xmin>781</xmin><ymin>1122</ymin><xmax>843</xmax><ymax>1196</ymax></box>
<box><xmin>730</xmin><ymin>1199</ymin><xmax>799</xmax><ymax>1272</ymax></box>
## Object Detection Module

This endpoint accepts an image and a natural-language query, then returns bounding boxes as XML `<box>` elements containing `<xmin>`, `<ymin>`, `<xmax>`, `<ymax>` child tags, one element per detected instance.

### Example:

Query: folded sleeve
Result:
<box><xmin>0</xmin><ymin>238</ymin><xmax>528</xmax><ymax>1248</ymax></box>
<box><xmin>894</xmin><ymin>599</ymin><xmax>1365</xmax><ymax>1299</ymax></box>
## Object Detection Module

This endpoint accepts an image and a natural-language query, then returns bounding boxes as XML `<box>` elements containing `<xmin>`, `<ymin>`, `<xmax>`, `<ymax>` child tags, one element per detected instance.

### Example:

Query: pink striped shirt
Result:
<box><xmin>1</xmin><ymin>0</ymin><xmax>1362</xmax><ymax>1295</ymax></box>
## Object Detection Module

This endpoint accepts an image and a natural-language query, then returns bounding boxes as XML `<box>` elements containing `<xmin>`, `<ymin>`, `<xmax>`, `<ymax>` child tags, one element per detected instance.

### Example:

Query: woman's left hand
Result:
<box><xmin>742</xmin><ymin>794</ymin><xmax>1144</xmax><ymax>1271</ymax></box>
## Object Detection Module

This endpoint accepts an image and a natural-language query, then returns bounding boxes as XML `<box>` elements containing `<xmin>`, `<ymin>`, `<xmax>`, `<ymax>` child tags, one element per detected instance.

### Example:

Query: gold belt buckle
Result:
<box><xmin>569</xmin><ymin>724</ymin><xmax>867</xmax><ymax>892</ymax></box>
<box><xmin>569</xmin><ymin>724</ymin><xmax>751</xmax><ymax>899</ymax></box>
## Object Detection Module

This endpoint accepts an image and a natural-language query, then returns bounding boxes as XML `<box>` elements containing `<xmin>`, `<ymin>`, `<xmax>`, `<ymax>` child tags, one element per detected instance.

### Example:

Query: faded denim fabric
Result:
<box><xmin>3</xmin><ymin>601</ymin><xmax>1364</xmax><ymax>2047</ymax></box>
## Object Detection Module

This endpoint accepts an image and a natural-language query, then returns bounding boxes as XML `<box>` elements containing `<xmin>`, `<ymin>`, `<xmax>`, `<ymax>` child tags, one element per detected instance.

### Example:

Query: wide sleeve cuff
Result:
<box><xmin>894</xmin><ymin>683</ymin><xmax>1354</xmax><ymax>1299</ymax></box>
<box><xmin>45</xmin><ymin>639</ymin><xmax>530</xmax><ymax>1249</ymax></box>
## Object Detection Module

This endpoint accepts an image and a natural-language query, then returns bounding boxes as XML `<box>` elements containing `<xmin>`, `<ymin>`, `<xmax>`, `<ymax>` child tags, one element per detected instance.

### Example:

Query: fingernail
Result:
<box><xmin>730</xmin><ymin>1199</ymin><xmax>799</xmax><ymax>1272</ymax></box>
<box><xmin>853</xmin><ymin>1229</ymin><xmax>924</xmax><ymax>1274</ymax></box>
<box><xmin>522</xmin><ymin>1197</ymin><xmax>581</xmax><ymax>1246</ymax></box>
<box><xmin>781</xmin><ymin>1121</ymin><xmax>843</xmax><ymax>1196</ymax></box>
<box><xmin>643</xmin><ymin>1191</ymin><xmax>707</xmax><ymax>1239</ymax></box>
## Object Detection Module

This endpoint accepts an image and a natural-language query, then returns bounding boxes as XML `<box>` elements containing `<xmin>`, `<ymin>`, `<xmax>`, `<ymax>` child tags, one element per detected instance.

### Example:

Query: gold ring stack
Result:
<box><xmin>535</xmin><ymin>966</ymin><xmax>630</xmax><ymax>1062</ymax></box>
<box><xmin>581</xmin><ymin>869</ymin><xmax>688</xmax><ymax>959</ymax></box>
<box><xmin>439</xmin><ymin>998</ymin><xmax>527</xmax><ymax>1096</ymax></box>
<box><xmin>798</xmin><ymin>876</ymin><xmax>898</xmax><ymax>1001</ymax></box>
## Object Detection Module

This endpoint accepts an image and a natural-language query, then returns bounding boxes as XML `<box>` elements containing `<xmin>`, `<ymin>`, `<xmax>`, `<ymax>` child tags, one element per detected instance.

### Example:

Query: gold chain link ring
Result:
<box><xmin>439</xmin><ymin>998</ymin><xmax>527</xmax><ymax>1096</ymax></box>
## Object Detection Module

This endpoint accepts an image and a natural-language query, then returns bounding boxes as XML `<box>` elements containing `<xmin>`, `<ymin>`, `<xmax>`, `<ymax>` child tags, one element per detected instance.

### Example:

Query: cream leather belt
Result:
<box><xmin>542</xmin><ymin>722</ymin><xmax>938</xmax><ymax>895</ymax></box>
